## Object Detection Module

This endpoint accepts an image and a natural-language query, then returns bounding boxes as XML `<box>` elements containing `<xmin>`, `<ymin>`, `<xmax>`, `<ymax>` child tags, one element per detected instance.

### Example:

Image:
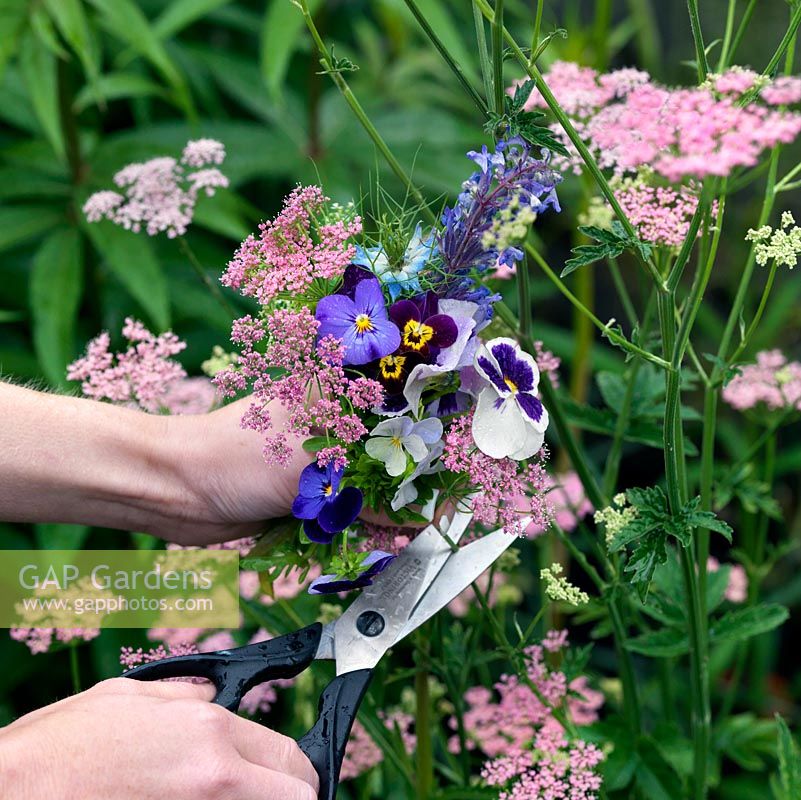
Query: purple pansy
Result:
<box><xmin>316</xmin><ymin>276</ymin><xmax>400</xmax><ymax>365</ymax></box>
<box><xmin>291</xmin><ymin>462</ymin><xmax>363</xmax><ymax>543</ymax></box>
<box><xmin>308</xmin><ymin>551</ymin><xmax>396</xmax><ymax>595</ymax></box>
<box><xmin>472</xmin><ymin>336</ymin><xmax>549</xmax><ymax>460</ymax></box>
<box><xmin>389</xmin><ymin>292</ymin><xmax>458</xmax><ymax>361</ymax></box>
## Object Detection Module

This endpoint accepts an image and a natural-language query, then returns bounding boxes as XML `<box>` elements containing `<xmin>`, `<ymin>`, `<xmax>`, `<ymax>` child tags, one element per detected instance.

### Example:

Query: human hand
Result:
<box><xmin>0</xmin><ymin>678</ymin><xmax>318</xmax><ymax>800</ymax></box>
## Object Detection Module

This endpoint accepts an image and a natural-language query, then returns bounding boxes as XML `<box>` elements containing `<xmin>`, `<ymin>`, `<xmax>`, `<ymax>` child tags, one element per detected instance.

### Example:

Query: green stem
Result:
<box><xmin>608</xmin><ymin>591</ymin><xmax>642</xmax><ymax>734</ymax></box>
<box><xmin>686</xmin><ymin>0</ymin><xmax>709</xmax><ymax>82</ymax></box>
<box><xmin>658</xmin><ymin>290</ymin><xmax>709</xmax><ymax>800</ymax></box>
<box><xmin>415</xmin><ymin>632</ymin><xmax>434</xmax><ymax>799</ymax></box>
<box><xmin>523</xmin><ymin>243</ymin><xmax>670</xmax><ymax>370</ymax></box>
<box><xmin>177</xmin><ymin>238</ymin><xmax>235</xmax><ymax>316</ymax></box>
<box><xmin>298</xmin><ymin>1</ymin><xmax>437</xmax><ymax>227</ymax></box>
<box><xmin>726</xmin><ymin>0</ymin><xmax>757</xmax><ymax>67</ymax></box>
<box><xmin>727</xmin><ymin>261</ymin><xmax>779</xmax><ymax>365</ymax></box>
<box><xmin>473</xmin><ymin>0</ymin><xmax>663</xmax><ymax>287</ymax></box>
<box><xmin>593</xmin><ymin>0</ymin><xmax>613</xmax><ymax>70</ymax></box>
<box><xmin>69</xmin><ymin>643</ymin><xmax>81</xmax><ymax>693</ymax></box>
<box><xmin>491</xmin><ymin>0</ymin><xmax>505</xmax><ymax>115</ymax></box>
<box><xmin>716</xmin><ymin>0</ymin><xmax>737</xmax><ymax>72</ymax></box>
<box><xmin>403</xmin><ymin>0</ymin><xmax>487</xmax><ymax>115</ymax></box>
<box><xmin>608</xmin><ymin>257</ymin><xmax>639</xmax><ymax>328</ymax></box>
<box><xmin>762</xmin><ymin>3</ymin><xmax>801</xmax><ymax>79</ymax></box>
<box><xmin>517</xmin><ymin>253</ymin><xmax>532</xmax><ymax>339</ymax></box>
<box><xmin>553</xmin><ymin>524</ymin><xmax>606</xmax><ymax>593</ymax></box>
<box><xmin>532</xmin><ymin>0</ymin><xmax>544</xmax><ymax>54</ymax></box>
<box><xmin>472</xmin><ymin>1</ymin><xmax>494</xmax><ymax>105</ymax></box>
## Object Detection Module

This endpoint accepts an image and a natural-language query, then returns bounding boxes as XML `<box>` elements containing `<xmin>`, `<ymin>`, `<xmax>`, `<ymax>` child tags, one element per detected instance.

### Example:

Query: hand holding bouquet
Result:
<box><xmin>214</xmin><ymin>137</ymin><xmax>561</xmax><ymax>593</ymax></box>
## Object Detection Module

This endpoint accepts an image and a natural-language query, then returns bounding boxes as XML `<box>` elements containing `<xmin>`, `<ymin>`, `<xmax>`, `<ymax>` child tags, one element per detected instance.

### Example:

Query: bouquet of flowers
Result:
<box><xmin>213</xmin><ymin>136</ymin><xmax>561</xmax><ymax>594</ymax></box>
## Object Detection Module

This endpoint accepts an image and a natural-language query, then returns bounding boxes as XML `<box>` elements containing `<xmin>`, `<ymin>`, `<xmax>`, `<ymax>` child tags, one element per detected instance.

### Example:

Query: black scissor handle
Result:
<box><xmin>124</xmin><ymin>622</ymin><xmax>323</xmax><ymax>711</ymax></box>
<box><xmin>297</xmin><ymin>668</ymin><xmax>374</xmax><ymax>800</ymax></box>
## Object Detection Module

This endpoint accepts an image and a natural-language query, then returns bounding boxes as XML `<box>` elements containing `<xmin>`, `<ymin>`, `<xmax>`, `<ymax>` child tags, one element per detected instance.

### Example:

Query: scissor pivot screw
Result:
<box><xmin>356</xmin><ymin>610</ymin><xmax>385</xmax><ymax>637</ymax></box>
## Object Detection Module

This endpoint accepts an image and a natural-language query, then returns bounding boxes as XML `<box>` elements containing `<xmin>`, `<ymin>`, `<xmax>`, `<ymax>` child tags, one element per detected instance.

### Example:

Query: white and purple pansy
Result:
<box><xmin>472</xmin><ymin>336</ymin><xmax>549</xmax><ymax>460</ymax></box>
<box><xmin>308</xmin><ymin>550</ymin><xmax>396</xmax><ymax>595</ymax></box>
<box><xmin>315</xmin><ymin>276</ymin><xmax>400</xmax><ymax>366</ymax></box>
<box><xmin>291</xmin><ymin>462</ymin><xmax>363</xmax><ymax>543</ymax></box>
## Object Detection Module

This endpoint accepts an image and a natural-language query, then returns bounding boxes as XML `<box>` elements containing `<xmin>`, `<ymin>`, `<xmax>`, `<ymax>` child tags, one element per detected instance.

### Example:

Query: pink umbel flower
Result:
<box><xmin>161</xmin><ymin>376</ymin><xmax>221</xmax><ymax>415</ymax></box>
<box><xmin>221</xmin><ymin>185</ymin><xmax>361</xmax><ymax>305</ymax></box>
<box><xmin>451</xmin><ymin>629</ymin><xmax>604</xmax><ymax>800</ymax></box>
<box><xmin>339</xmin><ymin>710</ymin><xmax>416</xmax><ymax>780</ymax></box>
<box><xmin>11</xmin><ymin>627</ymin><xmax>99</xmax><ymax>655</ymax></box>
<box><xmin>520</xmin><ymin>63</ymin><xmax>801</xmax><ymax>182</ymax></box>
<box><xmin>526</xmin><ymin>471</ymin><xmax>594</xmax><ymax>536</ymax></box>
<box><xmin>215</xmin><ymin>307</ymin><xmax>371</xmax><ymax>466</ymax></box>
<box><xmin>707</xmin><ymin>557</ymin><xmax>749</xmax><ymax>603</ymax></box>
<box><xmin>83</xmin><ymin>139</ymin><xmax>228</xmax><ymax>238</ymax></box>
<box><xmin>533</xmin><ymin>340</ymin><xmax>561</xmax><ymax>389</ymax></box>
<box><xmin>67</xmin><ymin>318</ymin><xmax>187</xmax><ymax>413</ymax></box>
<box><xmin>722</xmin><ymin>350</ymin><xmax>801</xmax><ymax>412</ymax></box>
<box><xmin>442</xmin><ymin>412</ymin><xmax>552</xmax><ymax>535</ymax></box>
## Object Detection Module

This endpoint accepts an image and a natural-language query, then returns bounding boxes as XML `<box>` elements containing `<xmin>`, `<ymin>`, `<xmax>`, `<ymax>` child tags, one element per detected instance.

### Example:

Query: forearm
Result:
<box><xmin>0</xmin><ymin>383</ymin><xmax>196</xmax><ymax>538</ymax></box>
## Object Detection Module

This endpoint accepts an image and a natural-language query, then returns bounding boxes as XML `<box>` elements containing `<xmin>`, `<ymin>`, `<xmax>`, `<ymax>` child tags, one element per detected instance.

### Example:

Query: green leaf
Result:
<box><xmin>0</xmin><ymin>205</ymin><xmax>64</xmax><ymax>254</ymax></box>
<box><xmin>0</xmin><ymin>0</ymin><xmax>28</xmax><ymax>79</ymax></box>
<box><xmin>260</xmin><ymin>0</ymin><xmax>322</xmax><ymax>99</ymax></box>
<box><xmin>711</xmin><ymin>603</ymin><xmax>789</xmax><ymax>645</ymax></box>
<box><xmin>29</xmin><ymin>227</ymin><xmax>83</xmax><ymax>386</ymax></box>
<box><xmin>302</xmin><ymin>436</ymin><xmax>337</xmax><ymax>453</ymax></box>
<box><xmin>775</xmin><ymin>714</ymin><xmax>801</xmax><ymax>800</ymax></box>
<box><xmin>34</xmin><ymin>523</ymin><xmax>89</xmax><ymax>549</ymax></box>
<box><xmin>635</xmin><ymin>736</ymin><xmax>686</xmax><ymax>800</ymax></box>
<box><xmin>43</xmin><ymin>0</ymin><xmax>100</xmax><ymax>90</ymax></box>
<box><xmin>86</xmin><ymin>0</ymin><xmax>192</xmax><ymax>114</ymax></box>
<box><xmin>153</xmin><ymin>0</ymin><xmax>233</xmax><ymax>39</ymax></box>
<box><xmin>562</xmin><ymin>224</ymin><xmax>651</xmax><ymax>278</ymax></box>
<box><xmin>18</xmin><ymin>32</ymin><xmax>64</xmax><ymax>160</ymax></box>
<box><xmin>625</xmin><ymin>627</ymin><xmax>689</xmax><ymax>658</ymax></box>
<box><xmin>84</xmin><ymin>221</ymin><xmax>170</xmax><ymax>330</ymax></box>
<box><xmin>73</xmin><ymin>72</ymin><xmax>168</xmax><ymax>113</ymax></box>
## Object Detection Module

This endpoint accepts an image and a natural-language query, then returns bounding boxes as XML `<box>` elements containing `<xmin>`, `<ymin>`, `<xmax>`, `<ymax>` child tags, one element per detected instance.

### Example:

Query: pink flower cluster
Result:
<box><xmin>83</xmin><ymin>139</ymin><xmax>228</xmax><ymax>238</ymax></box>
<box><xmin>221</xmin><ymin>185</ymin><xmax>362</xmax><ymax>305</ymax></box>
<box><xmin>722</xmin><ymin>350</ymin><xmax>801</xmax><ymax>412</ymax></box>
<box><xmin>614</xmin><ymin>177</ymin><xmax>716</xmax><ymax>248</ymax></box>
<box><xmin>120</xmin><ymin>628</ymin><xmax>292</xmax><ymax>716</ymax></box>
<box><xmin>442</xmin><ymin>413</ymin><xmax>552</xmax><ymax>535</ymax></box>
<box><xmin>10</xmin><ymin>627</ymin><xmax>99</xmax><ymax>655</ymax></box>
<box><xmin>452</xmin><ymin>630</ymin><xmax>604</xmax><ymax>800</ymax></box>
<box><xmin>707</xmin><ymin>557</ymin><xmax>748</xmax><ymax>603</ymax></box>
<box><xmin>525</xmin><ymin>63</ymin><xmax>801</xmax><ymax>182</ymax></box>
<box><xmin>527</xmin><ymin>471</ymin><xmax>594</xmax><ymax>536</ymax></box>
<box><xmin>67</xmin><ymin>318</ymin><xmax>187</xmax><ymax>413</ymax></box>
<box><xmin>340</xmin><ymin>711</ymin><xmax>416</xmax><ymax>781</ymax></box>
<box><xmin>215</xmin><ymin>307</ymin><xmax>379</xmax><ymax>466</ymax></box>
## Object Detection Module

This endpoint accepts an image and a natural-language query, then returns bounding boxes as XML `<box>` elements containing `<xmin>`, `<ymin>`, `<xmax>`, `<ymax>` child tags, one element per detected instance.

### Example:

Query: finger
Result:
<box><xmin>94</xmin><ymin>676</ymin><xmax>216</xmax><ymax>702</ymax></box>
<box><xmin>228</xmin><ymin>761</ymin><xmax>318</xmax><ymax>800</ymax></box>
<box><xmin>229</xmin><ymin>715</ymin><xmax>319</xmax><ymax>791</ymax></box>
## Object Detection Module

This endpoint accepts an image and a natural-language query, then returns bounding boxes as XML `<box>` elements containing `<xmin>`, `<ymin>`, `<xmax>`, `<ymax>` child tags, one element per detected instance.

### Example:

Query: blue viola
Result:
<box><xmin>315</xmin><ymin>276</ymin><xmax>400</xmax><ymax>366</ymax></box>
<box><xmin>291</xmin><ymin>462</ymin><xmax>363</xmax><ymax>543</ymax></box>
<box><xmin>308</xmin><ymin>551</ymin><xmax>396</xmax><ymax>595</ymax></box>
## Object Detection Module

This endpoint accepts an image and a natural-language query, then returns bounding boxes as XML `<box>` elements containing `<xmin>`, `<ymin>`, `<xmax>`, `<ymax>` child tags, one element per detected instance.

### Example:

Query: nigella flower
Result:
<box><xmin>472</xmin><ymin>337</ymin><xmax>549</xmax><ymax>460</ymax></box>
<box><xmin>352</xmin><ymin>224</ymin><xmax>437</xmax><ymax>300</ymax></box>
<box><xmin>308</xmin><ymin>551</ymin><xmax>396</xmax><ymax>595</ymax></box>
<box><xmin>315</xmin><ymin>276</ymin><xmax>400</xmax><ymax>365</ymax></box>
<box><xmin>365</xmin><ymin>416</ymin><xmax>443</xmax><ymax>477</ymax></box>
<box><xmin>389</xmin><ymin>293</ymin><xmax>458</xmax><ymax>361</ymax></box>
<box><xmin>291</xmin><ymin>462</ymin><xmax>363</xmax><ymax>543</ymax></box>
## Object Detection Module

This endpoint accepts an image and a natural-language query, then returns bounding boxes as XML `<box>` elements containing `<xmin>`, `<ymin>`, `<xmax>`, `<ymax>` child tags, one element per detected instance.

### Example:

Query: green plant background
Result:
<box><xmin>1</xmin><ymin>2</ymin><xmax>801</xmax><ymax>798</ymax></box>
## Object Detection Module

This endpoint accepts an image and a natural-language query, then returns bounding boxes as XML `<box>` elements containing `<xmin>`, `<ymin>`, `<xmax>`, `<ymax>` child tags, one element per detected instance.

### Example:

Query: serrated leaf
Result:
<box><xmin>775</xmin><ymin>714</ymin><xmax>801</xmax><ymax>800</ymax></box>
<box><xmin>84</xmin><ymin>221</ymin><xmax>170</xmax><ymax>330</ymax></box>
<box><xmin>561</xmin><ymin>240</ymin><xmax>625</xmax><ymax>277</ymax></box>
<box><xmin>625</xmin><ymin>627</ymin><xmax>689</xmax><ymax>657</ymax></box>
<box><xmin>711</xmin><ymin>603</ymin><xmax>788</xmax><ymax>644</ymax></box>
<box><xmin>30</xmin><ymin>227</ymin><xmax>83</xmax><ymax>386</ymax></box>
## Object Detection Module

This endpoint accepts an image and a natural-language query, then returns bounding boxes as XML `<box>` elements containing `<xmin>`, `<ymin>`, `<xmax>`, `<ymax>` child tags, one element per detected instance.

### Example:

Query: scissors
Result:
<box><xmin>124</xmin><ymin>508</ymin><xmax>518</xmax><ymax>799</ymax></box>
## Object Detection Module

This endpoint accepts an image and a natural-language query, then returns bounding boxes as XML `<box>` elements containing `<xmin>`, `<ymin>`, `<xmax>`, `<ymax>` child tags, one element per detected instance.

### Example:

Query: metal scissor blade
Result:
<box><xmin>397</xmin><ymin>524</ymin><xmax>522</xmax><ymax>640</ymax></box>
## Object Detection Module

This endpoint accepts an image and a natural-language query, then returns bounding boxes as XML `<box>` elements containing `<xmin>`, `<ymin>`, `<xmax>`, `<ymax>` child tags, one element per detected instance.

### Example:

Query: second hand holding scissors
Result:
<box><xmin>124</xmin><ymin>508</ymin><xmax>521</xmax><ymax>799</ymax></box>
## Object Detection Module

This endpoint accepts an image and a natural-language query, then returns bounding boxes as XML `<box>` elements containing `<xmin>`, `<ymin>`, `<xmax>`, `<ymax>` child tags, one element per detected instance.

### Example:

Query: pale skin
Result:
<box><xmin>0</xmin><ymin>382</ymin><xmax>320</xmax><ymax>798</ymax></box>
